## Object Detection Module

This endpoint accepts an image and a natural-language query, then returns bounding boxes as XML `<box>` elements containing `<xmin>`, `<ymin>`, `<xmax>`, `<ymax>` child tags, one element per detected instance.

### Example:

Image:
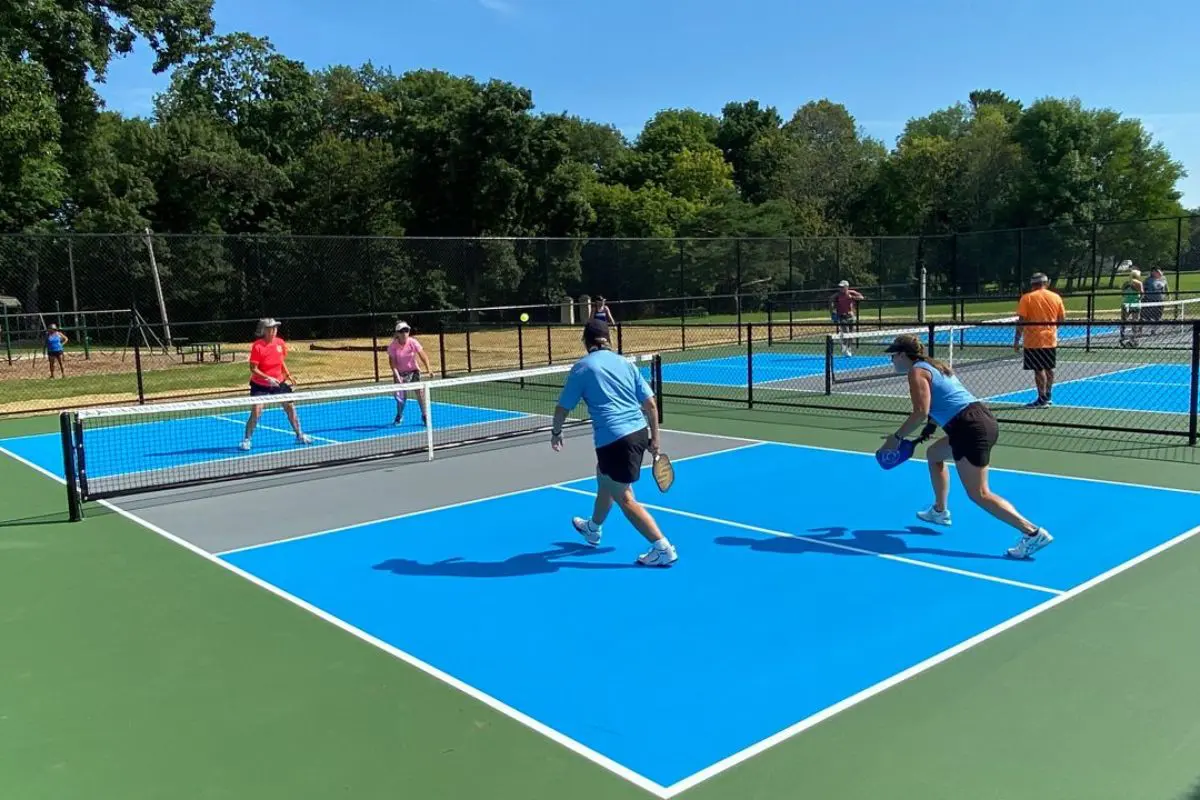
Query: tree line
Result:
<box><xmin>2</xmin><ymin>1</ymin><xmax>1196</xmax><ymax>323</ymax></box>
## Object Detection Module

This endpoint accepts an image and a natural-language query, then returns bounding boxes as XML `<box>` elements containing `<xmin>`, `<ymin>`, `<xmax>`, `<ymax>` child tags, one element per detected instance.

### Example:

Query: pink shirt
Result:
<box><xmin>388</xmin><ymin>337</ymin><xmax>424</xmax><ymax>373</ymax></box>
<box><xmin>833</xmin><ymin>292</ymin><xmax>857</xmax><ymax>315</ymax></box>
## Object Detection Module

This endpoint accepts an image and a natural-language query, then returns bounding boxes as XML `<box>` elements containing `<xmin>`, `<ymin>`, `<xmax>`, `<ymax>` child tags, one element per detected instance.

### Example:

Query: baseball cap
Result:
<box><xmin>583</xmin><ymin>318</ymin><xmax>610</xmax><ymax>343</ymax></box>
<box><xmin>1030</xmin><ymin>273</ymin><xmax>1049</xmax><ymax>284</ymax></box>
<box><xmin>838</xmin><ymin>280</ymin><xmax>850</xmax><ymax>288</ymax></box>
<box><xmin>259</xmin><ymin>317</ymin><xmax>280</xmax><ymax>329</ymax></box>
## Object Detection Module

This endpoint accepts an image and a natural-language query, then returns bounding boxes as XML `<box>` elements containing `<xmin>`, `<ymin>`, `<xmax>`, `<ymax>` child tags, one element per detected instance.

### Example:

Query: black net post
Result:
<box><xmin>60</xmin><ymin>412</ymin><xmax>82</xmax><ymax>522</ymax></box>
<box><xmin>1190</xmin><ymin>322</ymin><xmax>1199</xmax><ymax>446</ymax></box>
<box><xmin>133</xmin><ymin>338</ymin><xmax>146</xmax><ymax>404</ymax></box>
<box><xmin>824</xmin><ymin>334</ymin><xmax>833</xmax><ymax>396</ymax></box>
<box><xmin>438</xmin><ymin>323</ymin><xmax>448</xmax><ymax>379</ymax></box>
<box><xmin>653</xmin><ymin>354</ymin><xmax>664</xmax><ymax>423</ymax></box>
<box><xmin>517</xmin><ymin>319</ymin><xmax>525</xmax><ymax>388</ymax></box>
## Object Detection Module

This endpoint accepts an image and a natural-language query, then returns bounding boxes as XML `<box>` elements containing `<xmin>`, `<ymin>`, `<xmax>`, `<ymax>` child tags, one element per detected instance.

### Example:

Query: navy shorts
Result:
<box><xmin>596</xmin><ymin>428</ymin><xmax>650</xmax><ymax>485</ymax></box>
<box><xmin>249</xmin><ymin>381</ymin><xmax>293</xmax><ymax>397</ymax></box>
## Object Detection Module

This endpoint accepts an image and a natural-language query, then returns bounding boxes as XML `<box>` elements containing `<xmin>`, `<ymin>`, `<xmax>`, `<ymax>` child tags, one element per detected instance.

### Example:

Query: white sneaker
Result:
<box><xmin>572</xmin><ymin>517</ymin><xmax>602</xmax><ymax>546</ymax></box>
<box><xmin>239</xmin><ymin>439</ymin><xmax>251</xmax><ymax>451</ymax></box>
<box><xmin>916</xmin><ymin>505</ymin><xmax>952</xmax><ymax>526</ymax></box>
<box><xmin>1007</xmin><ymin>528</ymin><xmax>1053</xmax><ymax>559</ymax></box>
<box><xmin>637</xmin><ymin>541</ymin><xmax>678</xmax><ymax>567</ymax></box>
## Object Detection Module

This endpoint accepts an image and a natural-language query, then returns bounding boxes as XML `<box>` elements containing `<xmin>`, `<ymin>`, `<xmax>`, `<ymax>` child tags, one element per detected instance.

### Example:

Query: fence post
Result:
<box><xmin>1176</xmin><ymin>217</ymin><xmax>1184</xmax><ymax>301</ymax></box>
<box><xmin>824</xmin><ymin>334</ymin><xmax>833</xmax><ymax>395</ymax></box>
<box><xmin>654</xmin><ymin>355</ymin><xmax>664</xmax><ymax>424</ymax></box>
<box><xmin>517</xmin><ymin>319</ymin><xmax>525</xmax><ymax>387</ymax></box>
<box><xmin>133</xmin><ymin>338</ymin><xmax>145</xmax><ymax>404</ymax></box>
<box><xmin>746</xmin><ymin>323</ymin><xmax>754</xmax><ymax>409</ymax></box>
<box><xmin>679</xmin><ymin>239</ymin><xmax>686</xmax><ymax>351</ymax></box>
<box><xmin>438</xmin><ymin>323</ymin><xmax>448</xmax><ymax>378</ymax></box>
<box><xmin>736</xmin><ymin>239</ymin><xmax>743</xmax><ymax>345</ymax></box>
<box><xmin>1189</xmin><ymin>322</ymin><xmax>1198</xmax><ymax>446</ymax></box>
<box><xmin>546</xmin><ymin>321</ymin><xmax>553</xmax><ymax>366</ymax></box>
<box><xmin>617</xmin><ymin>321</ymin><xmax>624</xmax><ymax>354</ymax></box>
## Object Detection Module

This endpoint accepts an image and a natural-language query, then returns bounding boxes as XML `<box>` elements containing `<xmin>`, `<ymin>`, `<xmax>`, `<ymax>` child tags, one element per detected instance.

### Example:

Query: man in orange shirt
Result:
<box><xmin>1014</xmin><ymin>273</ymin><xmax>1066</xmax><ymax>408</ymax></box>
<box><xmin>240</xmin><ymin>318</ymin><xmax>314</xmax><ymax>451</ymax></box>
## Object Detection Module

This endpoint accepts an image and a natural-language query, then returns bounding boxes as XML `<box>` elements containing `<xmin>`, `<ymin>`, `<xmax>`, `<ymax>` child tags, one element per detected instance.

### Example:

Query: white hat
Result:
<box><xmin>394</xmin><ymin>320</ymin><xmax>411</xmax><ymax>333</ymax></box>
<box><xmin>837</xmin><ymin>280</ymin><xmax>849</xmax><ymax>288</ymax></box>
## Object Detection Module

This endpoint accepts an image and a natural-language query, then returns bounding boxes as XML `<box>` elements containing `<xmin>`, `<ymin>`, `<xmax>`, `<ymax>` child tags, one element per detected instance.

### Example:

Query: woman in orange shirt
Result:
<box><xmin>239</xmin><ymin>318</ymin><xmax>314</xmax><ymax>451</ymax></box>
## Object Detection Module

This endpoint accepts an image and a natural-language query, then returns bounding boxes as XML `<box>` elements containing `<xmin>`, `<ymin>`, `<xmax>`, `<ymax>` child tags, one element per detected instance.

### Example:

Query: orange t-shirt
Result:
<box><xmin>249</xmin><ymin>337</ymin><xmax>288</xmax><ymax>386</ymax></box>
<box><xmin>1016</xmin><ymin>288</ymin><xmax>1066</xmax><ymax>350</ymax></box>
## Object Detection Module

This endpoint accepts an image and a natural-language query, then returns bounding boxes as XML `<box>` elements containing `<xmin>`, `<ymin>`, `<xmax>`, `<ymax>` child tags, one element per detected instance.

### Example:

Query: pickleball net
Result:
<box><xmin>827</xmin><ymin>316</ymin><xmax>1022</xmax><ymax>384</ymax></box>
<box><xmin>61</xmin><ymin>353</ymin><xmax>663</xmax><ymax>518</ymax></box>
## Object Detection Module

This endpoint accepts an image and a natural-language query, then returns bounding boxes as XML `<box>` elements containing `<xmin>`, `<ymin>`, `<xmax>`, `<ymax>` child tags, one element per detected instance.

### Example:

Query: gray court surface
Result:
<box><xmin>112</xmin><ymin>427</ymin><xmax>750</xmax><ymax>554</ymax></box>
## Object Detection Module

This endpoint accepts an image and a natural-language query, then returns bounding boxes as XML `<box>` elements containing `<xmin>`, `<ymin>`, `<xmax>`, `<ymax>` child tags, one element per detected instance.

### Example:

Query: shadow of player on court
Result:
<box><xmin>372</xmin><ymin>541</ymin><xmax>639</xmax><ymax>579</ymax></box>
<box><xmin>716</xmin><ymin>525</ymin><xmax>1011</xmax><ymax>562</ymax></box>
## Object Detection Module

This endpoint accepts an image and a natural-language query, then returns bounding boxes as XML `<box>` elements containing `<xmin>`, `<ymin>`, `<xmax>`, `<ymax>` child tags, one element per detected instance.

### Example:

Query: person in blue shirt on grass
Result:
<box><xmin>882</xmin><ymin>333</ymin><xmax>1052</xmax><ymax>560</ymax></box>
<box><xmin>550</xmin><ymin>319</ymin><xmax>677</xmax><ymax>567</ymax></box>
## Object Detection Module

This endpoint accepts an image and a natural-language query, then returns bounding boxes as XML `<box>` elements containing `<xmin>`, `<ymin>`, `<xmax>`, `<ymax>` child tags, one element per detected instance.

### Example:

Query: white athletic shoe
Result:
<box><xmin>637</xmin><ymin>541</ymin><xmax>678</xmax><ymax>567</ymax></box>
<box><xmin>916</xmin><ymin>505</ymin><xmax>952</xmax><ymax>526</ymax></box>
<box><xmin>1007</xmin><ymin>528</ymin><xmax>1053</xmax><ymax>559</ymax></box>
<box><xmin>239</xmin><ymin>439</ymin><xmax>251</xmax><ymax>451</ymax></box>
<box><xmin>572</xmin><ymin>517</ymin><xmax>602</xmax><ymax>547</ymax></box>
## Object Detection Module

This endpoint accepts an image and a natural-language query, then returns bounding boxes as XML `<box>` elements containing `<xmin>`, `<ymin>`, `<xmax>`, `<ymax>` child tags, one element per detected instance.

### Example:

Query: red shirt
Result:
<box><xmin>833</xmin><ymin>292</ymin><xmax>857</xmax><ymax>315</ymax></box>
<box><xmin>249</xmin><ymin>337</ymin><xmax>288</xmax><ymax>386</ymax></box>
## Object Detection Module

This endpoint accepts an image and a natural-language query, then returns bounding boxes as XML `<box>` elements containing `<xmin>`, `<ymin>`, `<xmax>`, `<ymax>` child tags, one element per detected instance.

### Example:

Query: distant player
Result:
<box><xmin>830</xmin><ymin>281</ymin><xmax>864</xmax><ymax>355</ymax></box>
<box><xmin>1013</xmin><ymin>272</ymin><xmax>1066</xmax><ymax>408</ymax></box>
<box><xmin>46</xmin><ymin>324</ymin><xmax>68</xmax><ymax>378</ymax></box>
<box><xmin>592</xmin><ymin>295</ymin><xmax>615</xmax><ymax>324</ymax></box>
<box><xmin>882</xmin><ymin>333</ymin><xmax>1052</xmax><ymax>560</ymax></box>
<box><xmin>1120</xmin><ymin>268</ymin><xmax>1144</xmax><ymax>347</ymax></box>
<box><xmin>240</xmin><ymin>318</ymin><xmax>314</xmax><ymax>451</ymax></box>
<box><xmin>550</xmin><ymin>319</ymin><xmax>676</xmax><ymax>567</ymax></box>
<box><xmin>387</xmin><ymin>320</ymin><xmax>431</xmax><ymax>426</ymax></box>
<box><xmin>1142</xmin><ymin>268</ymin><xmax>1169</xmax><ymax>337</ymax></box>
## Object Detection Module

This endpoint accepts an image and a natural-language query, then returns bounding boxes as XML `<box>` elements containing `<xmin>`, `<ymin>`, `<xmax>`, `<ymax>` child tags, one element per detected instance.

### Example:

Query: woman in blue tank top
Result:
<box><xmin>592</xmin><ymin>296</ymin><xmax>614</xmax><ymax>324</ymax></box>
<box><xmin>881</xmin><ymin>333</ymin><xmax>1053</xmax><ymax>560</ymax></box>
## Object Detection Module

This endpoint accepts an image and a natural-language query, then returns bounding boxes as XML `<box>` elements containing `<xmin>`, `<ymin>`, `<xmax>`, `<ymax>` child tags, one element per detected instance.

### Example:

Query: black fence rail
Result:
<box><xmin>1</xmin><ymin>214</ymin><xmax>1197</xmax><ymax>331</ymax></box>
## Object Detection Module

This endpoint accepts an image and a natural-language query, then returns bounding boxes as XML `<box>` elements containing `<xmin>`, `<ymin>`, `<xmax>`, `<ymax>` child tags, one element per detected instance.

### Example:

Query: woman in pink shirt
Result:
<box><xmin>388</xmin><ymin>320</ymin><xmax>432</xmax><ymax>425</ymax></box>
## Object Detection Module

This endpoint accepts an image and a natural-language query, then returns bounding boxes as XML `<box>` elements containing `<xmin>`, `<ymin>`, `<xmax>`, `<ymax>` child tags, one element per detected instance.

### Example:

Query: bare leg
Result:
<box><xmin>600</xmin><ymin>473</ymin><xmax>665</xmax><ymax>544</ymax></box>
<box><xmin>955</xmin><ymin>458</ymin><xmax>1039</xmax><ymax>535</ymax></box>
<box><xmin>925</xmin><ymin>437</ymin><xmax>952</xmax><ymax>512</ymax></box>
<box><xmin>283</xmin><ymin>402</ymin><xmax>305</xmax><ymax>436</ymax></box>
<box><xmin>243</xmin><ymin>405</ymin><xmax>263</xmax><ymax>440</ymax></box>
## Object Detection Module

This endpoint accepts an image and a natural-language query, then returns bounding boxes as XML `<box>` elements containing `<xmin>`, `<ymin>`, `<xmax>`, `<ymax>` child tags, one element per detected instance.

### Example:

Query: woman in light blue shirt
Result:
<box><xmin>882</xmin><ymin>334</ymin><xmax>1052</xmax><ymax>560</ymax></box>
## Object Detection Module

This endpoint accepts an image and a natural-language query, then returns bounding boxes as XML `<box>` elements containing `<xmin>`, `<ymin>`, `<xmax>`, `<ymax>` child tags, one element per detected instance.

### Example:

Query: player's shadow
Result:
<box><xmin>716</xmin><ymin>525</ymin><xmax>1011</xmax><ymax>562</ymax></box>
<box><xmin>372</xmin><ymin>541</ymin><xmax>637</xmax><ymax>579</ymax></box>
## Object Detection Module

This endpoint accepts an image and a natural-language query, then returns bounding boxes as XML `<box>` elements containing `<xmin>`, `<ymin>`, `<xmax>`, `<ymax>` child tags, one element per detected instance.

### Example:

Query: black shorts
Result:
<box><xmin>394</xmin><ymin>370</ymin><xmax>421</xmax><ymax>384</ymax></box>
<box><xmin>249</xmin><ymin>381</ymin><xmax>293</xmax><ymax>397</ymax></box>
<box><xmin>944</xmin><ymin>402</ymin><xmax>999</xmax><ymax>468</ymax></box>
<box><xmin>595</xmin><ymin>428</ymin><xmax>650</xmax><ymax>485</ymax></box>
<box><xmin>1022</xmin><ymin>347</ymin><xmax>1056</xmax><ymax>371</ymax></box>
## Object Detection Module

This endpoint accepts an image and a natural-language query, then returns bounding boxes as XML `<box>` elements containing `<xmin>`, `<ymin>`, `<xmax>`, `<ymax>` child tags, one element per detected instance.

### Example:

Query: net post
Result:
<box><xmin>617</xmin><ymin>321</ymin><xmax>624</xmax><ymax>354</ymax></box>
<box><xmin>824</xmin><ymin>334</ymin><xmax>833</xmax><ymax>395</ymax></box>
<box><xmin>60</xmin><ymin>412</ymin><xmax>83</xmax><ymax>522</ymax></box>
<box><xmin>766</xmin><ymin>302</ymin><xmax>774</xmax><ymax>347</ymax></box>
<box><xmin>546</xmin><ymin>321</ymin><xmax>552</xmax><ymax>366</ymax></box>
<box><xmin>926</xmin><ymin>323</ymin><xmax>936</xmax><ymax>360</ymax></box>
<box><xmin>371</xmin><ymin>321</ymin><xmax>381</xmax><ymax>383</ymax></box>
<box><xmin>133</xmin><ymin>338</ymin><xmax>146</xmax><ymax>404</ymax></box>
<box><xmin>1190</xmin><ymin>322</ymin><xmax>1199</xmax><ymax>446</ymax></box>
<box><xmin>746</xmin><ymin>323</ymin><xmax>754</xmax><ymax>409</ymax></box>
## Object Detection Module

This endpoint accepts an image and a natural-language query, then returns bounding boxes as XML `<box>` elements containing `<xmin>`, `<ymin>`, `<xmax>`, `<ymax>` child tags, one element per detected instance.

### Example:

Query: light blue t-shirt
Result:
<box><xmin>47</xmin><ymin>332</ymin><xmax>65</xmax><ymax>354</ymax></box>
<box><xmin>913</xmin><ymin>361</ymin><xmax>977</xmax><ymax>426</ymax></box>
<box><xmin>557</xmin><ymin>349</ymin><xmax>653</xmax><ymax>447</ymax></box>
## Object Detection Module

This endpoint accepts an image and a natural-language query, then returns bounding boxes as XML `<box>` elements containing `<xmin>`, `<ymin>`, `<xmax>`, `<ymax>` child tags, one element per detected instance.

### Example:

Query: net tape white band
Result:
<box><xmin>74</xmin><ymin>353</ymin><xmax>658</xmax><ymax>420</ymax></box>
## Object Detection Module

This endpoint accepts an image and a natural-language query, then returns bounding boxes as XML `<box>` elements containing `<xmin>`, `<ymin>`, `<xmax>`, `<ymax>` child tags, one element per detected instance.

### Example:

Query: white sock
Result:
<box><xmin>587</xmin><ymin>519</ymin><xmax>601</xmax><ymax>532</ymax></box>
<box><xmin>654</xmin><ymin>538</ymin><xmax>671</xmax><ymax>550</ymax></box>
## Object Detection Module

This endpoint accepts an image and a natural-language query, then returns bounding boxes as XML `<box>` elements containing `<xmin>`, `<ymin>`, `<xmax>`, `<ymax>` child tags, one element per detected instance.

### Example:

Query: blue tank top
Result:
<box><xmin>913</xmin><ymin>361</ymin><xmax>977</xmax><ymax>426</ymax></box>
<box><xmin>593</xmin><ymin>307</ymin><xmax>611</xmax><ymax>322</ymax></box>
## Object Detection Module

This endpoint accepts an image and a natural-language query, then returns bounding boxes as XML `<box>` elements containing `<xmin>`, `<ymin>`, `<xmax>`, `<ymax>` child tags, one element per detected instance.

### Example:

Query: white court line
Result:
<box><xmin>655</xmin><ymin>427</ymin><xmax>1200</xmax><ymax>498</ymax></box>
<box><xmin>213</xmin><ymin>440</ymin><xmax>769</xmax><ymax>557</ymax></box>
<box><xmin>550</xmin><ymin>485</ymin><xmax>1063</xmax><ymax>596</ymax></box>
<box><xmin>659</xmin><ymin>520</ymin><xmax>1200</xmax><ymax>797</ymax></box>
<box><xmin>214</xmin><ymin>414</ymin><xmax>342</xmax><ymax>445</ymax></box>
<box><xmin>0</xmin><ymin>444</ymin><xmax>671</xmax><ymax>799</ymax></box>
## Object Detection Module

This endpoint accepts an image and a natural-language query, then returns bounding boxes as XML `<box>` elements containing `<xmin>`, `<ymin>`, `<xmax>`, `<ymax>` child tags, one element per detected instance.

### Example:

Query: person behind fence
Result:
<box><xmin>1142</xmin><ymin>267</ymin><xmax>1169</xmax><ymax>336</ymax></box>
<box><xmin>882</xmin><ymin>333</ymin><xmax>1053</xmax><ymax>560</ymax></box>
<box><xmin>829</xmin><ymin>280</ymin><xmax>865</xmax><ymax>355</ymax></box>
<box><xmin>549</xmin><ymin>318</ymin><xmax>676</xmax><ymax>568</ymax></box>
<box><xmin>240</xmin><ymin>318</ymin><xmax>314</xmax><ymax>451</ymax></box>
<box><xmin>388</xmin><ymin>320</ymin><xmax>431</xmax><ymax>426</ymax></box>
<box><xmin>1013</xmin><ymin>272</ymin><xmax>1066</xmax><ymax>408</ymax></box>
<box><xmin>46</xmin><ymin>323</ymin><xmax>68</xmax><ymax>378</ymax></box>
<box><xmin>1120</xmin><ymin>268</ymin><xmax>1144</xmax><ymax>346</ymax></box>
<box><xmin>592</xmin><ymin>295</ymin><xmax>615</xmax><ymax>324</ymax></box>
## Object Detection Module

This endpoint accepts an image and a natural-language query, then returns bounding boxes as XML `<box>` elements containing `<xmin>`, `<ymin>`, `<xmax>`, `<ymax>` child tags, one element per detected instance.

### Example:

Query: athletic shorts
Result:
<box><xmin>394</xmin><ymin>370</ymin><xmax>420</xmax><ymax>384</ymax></box>
<box><xmin>595</xmin><ymin>428</ymin><xmax>650</xmax><ymax>485</ymax></box>
<box><xmin>1022</xmin><ymin>347</ymin><xmax>1056</xmax><ymax>371</ymax></box>
<box><xmin>944</xmin><ymin>402</ymin><xmax>999</xmax><ymax>468</ymax></box>
<box><xmin>249</xmin><ymin>380</ymin><xmax>292</xmax><ymax>397</ymax></box>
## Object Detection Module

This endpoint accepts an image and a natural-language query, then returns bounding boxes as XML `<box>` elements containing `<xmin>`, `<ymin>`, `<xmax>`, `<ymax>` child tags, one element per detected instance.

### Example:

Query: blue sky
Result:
<box><xmin>97</xmin><ymin>0</ymin><xmax>1200</xmax><ymax>210</ymax></box>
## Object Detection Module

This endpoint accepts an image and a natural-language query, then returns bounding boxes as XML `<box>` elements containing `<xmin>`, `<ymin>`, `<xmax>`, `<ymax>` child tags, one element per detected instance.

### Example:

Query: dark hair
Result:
<box><xmin>890</xmin><ymin>334</ymin><xmax>954</xmax><ymax>376</ymax></box>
